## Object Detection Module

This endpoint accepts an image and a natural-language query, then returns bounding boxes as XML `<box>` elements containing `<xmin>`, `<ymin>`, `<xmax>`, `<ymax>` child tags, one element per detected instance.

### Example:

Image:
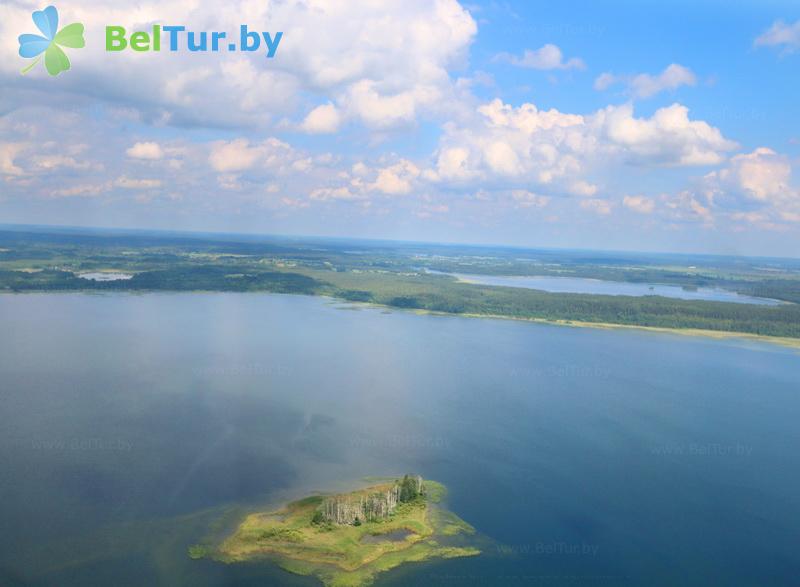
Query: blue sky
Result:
<box><xmin>1</xmin><ymin>0</ymin><xmax>799</xmax><ymax>256</ymax></box>
<box><xmin>475</xmin><ymin>1</ymin><xmax>799</xmax><ymax>145</ymax></box>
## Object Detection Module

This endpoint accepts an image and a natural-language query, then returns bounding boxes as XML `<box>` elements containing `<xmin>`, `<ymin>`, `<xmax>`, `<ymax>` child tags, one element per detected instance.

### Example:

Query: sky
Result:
<box><xmin>1</xmin><ymin>0</ymin><xmax>799</xmax><ymax>256</ymax></box>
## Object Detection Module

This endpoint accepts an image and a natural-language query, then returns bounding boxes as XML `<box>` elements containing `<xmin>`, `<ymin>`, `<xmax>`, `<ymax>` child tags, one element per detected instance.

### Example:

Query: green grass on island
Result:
<box><xmin>190</xmin><ymin>477</ymin><xmax>480</xmax><ymax>587</ymax></box>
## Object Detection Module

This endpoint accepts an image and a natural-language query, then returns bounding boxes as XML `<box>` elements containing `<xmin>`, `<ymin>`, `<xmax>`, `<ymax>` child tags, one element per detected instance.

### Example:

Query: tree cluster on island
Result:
<box><xmin>313</xmin><ymin>475</ymin><xmax>425</xmax><ymax>527</ymax></box>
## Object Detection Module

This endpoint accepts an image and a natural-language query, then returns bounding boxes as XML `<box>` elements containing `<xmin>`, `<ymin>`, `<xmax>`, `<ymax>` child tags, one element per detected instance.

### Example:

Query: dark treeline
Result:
<box><xmin>374</xmin><ymin>285</ymin><xmax>800</xmax><ymax>338</ymax></box>
<box><xmin>0</xmin><ymin>267</ymin><xmax>323</xmax><ymax>295</ymax></box>
<box><xmin>2</xmin><ymin>227</ymin><xmax>800</xmax><ymax>340</ymax></box>
<box><xmin>3</xmin><ymin>268</ymin><xmax>800</xmax><ymax>338</ymax></box>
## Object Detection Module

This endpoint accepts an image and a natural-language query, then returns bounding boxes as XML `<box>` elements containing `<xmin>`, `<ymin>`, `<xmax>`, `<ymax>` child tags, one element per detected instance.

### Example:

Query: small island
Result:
<box><xmin>190</xmin><ymin>475</ymin><xmax>480</xmax><ymax>586</ymax></box>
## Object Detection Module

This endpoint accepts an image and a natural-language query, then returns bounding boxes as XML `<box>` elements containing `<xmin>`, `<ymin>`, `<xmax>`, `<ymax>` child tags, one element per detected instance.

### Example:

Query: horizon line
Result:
<box><xmin>1</xmin><ymin>221</ymin><xmax>798</xmax><ymax>263</ymax></box>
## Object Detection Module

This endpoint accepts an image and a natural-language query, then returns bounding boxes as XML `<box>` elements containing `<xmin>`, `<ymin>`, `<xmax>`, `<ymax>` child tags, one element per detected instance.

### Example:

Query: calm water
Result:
<box><xmin>1</xmin><ymin>293</ymin><xmax>799</xmax><ymax>586</ymax></box>
<box><xmin>452</xmin><ymin>273</ymin><xmax>783</xmax><ymax>305</ymax></box>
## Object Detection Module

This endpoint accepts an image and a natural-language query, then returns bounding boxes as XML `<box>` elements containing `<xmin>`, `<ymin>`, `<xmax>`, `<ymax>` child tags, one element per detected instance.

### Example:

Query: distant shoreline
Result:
<box><xmin>3</xmin><ymin>287</ymin><xmax>799</xmax><ymax>351</ymax></box>
<box><xmin>452</xmin><ymin>311</ymin><xmax>800</xmax><ymax>351</ymax></box>
<box><xmin>360</xmin><ymin>303</ymin><xmax>800</xmax><ymax>351</ymax></box>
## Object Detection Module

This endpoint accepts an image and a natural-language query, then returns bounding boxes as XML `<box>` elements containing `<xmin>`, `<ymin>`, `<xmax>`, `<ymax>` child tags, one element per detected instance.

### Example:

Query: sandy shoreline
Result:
<box><xmin>455</xmin><ymin>312</ymin><xmax>800</xmax><ymax>351</ymax></box>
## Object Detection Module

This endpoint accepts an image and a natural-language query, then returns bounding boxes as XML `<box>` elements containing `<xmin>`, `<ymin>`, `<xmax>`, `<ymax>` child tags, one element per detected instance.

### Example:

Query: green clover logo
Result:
<box><xmin>18</xmin><ymin>6</ymin><xmax>85</xmax><ymax>76</ymax></box>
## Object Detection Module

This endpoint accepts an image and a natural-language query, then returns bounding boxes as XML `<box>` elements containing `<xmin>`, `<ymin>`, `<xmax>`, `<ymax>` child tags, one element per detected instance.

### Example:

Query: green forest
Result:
<box><xmin>2</xmin><ymin>226</ymin><xmax>800</xmax><ymax>339</ymax></box>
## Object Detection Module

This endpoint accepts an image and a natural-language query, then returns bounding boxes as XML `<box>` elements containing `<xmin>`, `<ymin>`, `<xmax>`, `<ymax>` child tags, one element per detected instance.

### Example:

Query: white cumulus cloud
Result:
<box><xmin>0</xmin><ymin>143</ymin><xmax>26</xmax><ymax>176</ymax></box>
<box><xmin>300</xmin><ymin>104</ymin><xmax>342</xmax><ymax>134</ymax></box>
<box><xmin>705</xmin><ymin>147</ymin><xmax>796</xmax><ymax>205</ymax></box>
<box><xmin>432</xmin><ymin>99</ymin><xmax>736</xmax><ymax>197</ymax></box>
<box><xmin>755</xmin><ymin>19</ymin><xmax>800</xmax><ymax>52</ymax></box>
<box><xmin>0</xmin><ymin>0</ymin><xmax>477</xmax><ymax>131</ymax></box>
<box><xmin>495</xmin><ymin>44</ymin><xmax>585</xmax><ymax>70</ymax></box>
<box><xmin>580</xmin><ymin>198</ymin><xmax>612</xmax><ymax>215</ymax></box>
<box><xmin>510</xmin><ymin>190</ymin><xmax>550</xmax><ymax>208</ymax></box>
<box><xmin>370</xmin><ymin>160</ymin><xmax>421</xmax><ymax>195</ymax></box>
<box><xmin>115</xmin><ymin>176</ymin><xmax>162</xmax><ymax>189</ymax></box>
<box><xmin>594</xmin><ymin>64</ymin><xmax>697</xmax><ymax>99</ymax></box>
<box><xmin>623</xmin><ymin>195</ymin><xmax>655</xmax><ymax>214</ymax></box>
<box><xmin>126</xmin><ymin>142</ymin><xmax>164</xmax><ymax>160</ymax></box>
<box><xmin>208</xmin><ymin>138</ymin><xmax>299</xmax><ymax>173</ymax></box>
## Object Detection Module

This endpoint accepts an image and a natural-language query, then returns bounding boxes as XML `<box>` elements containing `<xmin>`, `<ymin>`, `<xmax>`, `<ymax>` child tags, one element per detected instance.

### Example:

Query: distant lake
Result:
<box><xmin>1</xmin><ymin>293</ymin><xmax>799</xmax><ymax>586</ymax></box>
<box><xmin>449</xmin><ymin>273</ymin><xmax>783</xmax><ymax>305</ymax></box>
<box><xmin>77</xmin><ymin>272</ymin><xmax>133</xmax><ymax>281</ymax></box>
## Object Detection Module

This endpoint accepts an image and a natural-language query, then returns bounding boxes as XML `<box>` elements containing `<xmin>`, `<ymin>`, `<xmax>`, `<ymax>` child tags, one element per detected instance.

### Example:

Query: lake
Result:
<box><xmin>77</xmin><ymin>272</ymin><xmax>134</xmax><ymax>282</ymax></box>
<box><xmin>1</xmin><ymin>292</ymin><xmax>799</xmax><ymax>586</ymax></box>
<box><xmin>450</xmin><ymin>273</ymin><xmax>783</xmax><ymax>305</ymax></box>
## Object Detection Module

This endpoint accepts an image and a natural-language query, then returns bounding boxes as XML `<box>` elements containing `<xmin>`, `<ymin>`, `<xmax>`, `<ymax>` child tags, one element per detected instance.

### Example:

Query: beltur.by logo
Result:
<box><xmin>17</xmin><ymin>6</ymin><xmax>283</xmax><ymax>78</ymax></box>
<box><xmin>106</xmin><ymin>25</ymin><xmax>283</xmax><ymax>58</ymax></box>
<box><xmin>18</xmin><ymin>5</ymin><xmax>85</xmax><ymax>76</ymax></box>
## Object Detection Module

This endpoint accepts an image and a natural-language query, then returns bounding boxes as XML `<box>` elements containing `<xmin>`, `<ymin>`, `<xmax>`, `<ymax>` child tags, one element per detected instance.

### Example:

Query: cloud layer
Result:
<box><xmin>1</xmin><ymin>1</ymin><xmax>799</xmax><ymax>253</ymax></box>
<box><xmin>1</xmin><ymin>0</ymin><xmax>476</xmax><ymax>130</ymax></box>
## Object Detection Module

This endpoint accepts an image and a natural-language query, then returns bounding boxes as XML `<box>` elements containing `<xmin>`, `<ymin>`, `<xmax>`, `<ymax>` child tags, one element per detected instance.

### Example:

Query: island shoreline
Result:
<box><xmin>195</xmin><ymin>477</ymin><xmax>480</xmax><ymax>587</ymax></box>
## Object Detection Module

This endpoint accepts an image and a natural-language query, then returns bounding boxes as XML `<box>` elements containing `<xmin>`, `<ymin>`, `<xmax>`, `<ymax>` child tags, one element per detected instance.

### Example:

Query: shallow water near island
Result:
<box><xmin>1</xmin><ymin>292</ymin><xmax>799</xmax><ymax>586</ymax></box>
